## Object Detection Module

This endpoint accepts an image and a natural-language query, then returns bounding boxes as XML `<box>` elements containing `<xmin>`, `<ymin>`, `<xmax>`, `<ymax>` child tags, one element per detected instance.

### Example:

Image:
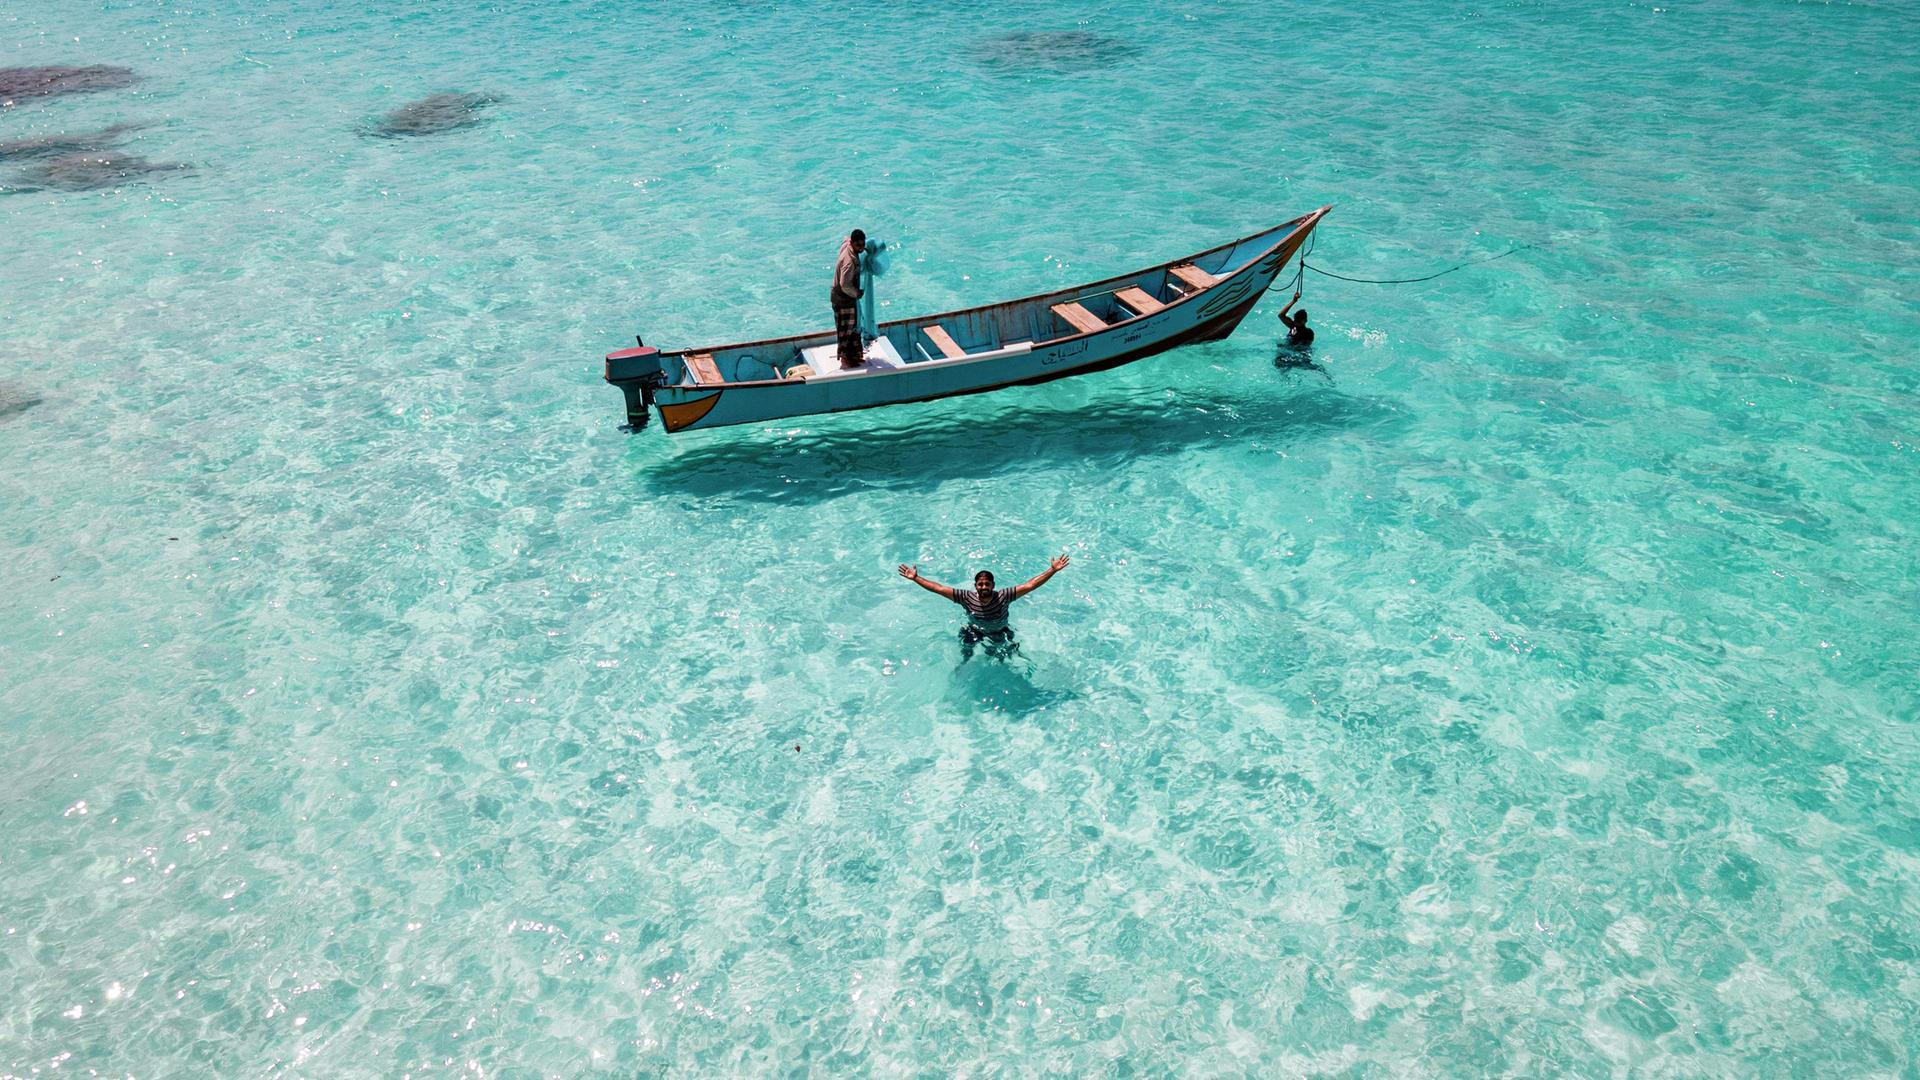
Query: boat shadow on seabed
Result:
<box><xmin>644</xmin><ymin>381</ymin><xmax>1396</xmax><ymax>506</ymax></box>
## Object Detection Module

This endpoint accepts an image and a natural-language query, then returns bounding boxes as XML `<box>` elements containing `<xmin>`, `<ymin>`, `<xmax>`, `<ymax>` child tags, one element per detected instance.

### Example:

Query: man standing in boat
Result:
<box><xmin>898</xmin><ymin>554</ymin><xmax>1070</xmax><ymax>661</ymax></box>
<box><xmin>832</xmin><ymin>228</ymin><xmax>867</xmax><ymax>369</ymax></box>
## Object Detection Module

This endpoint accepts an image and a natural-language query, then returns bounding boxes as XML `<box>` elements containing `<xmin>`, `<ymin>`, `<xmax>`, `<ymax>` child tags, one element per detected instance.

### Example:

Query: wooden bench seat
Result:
<box><xmin>922</xmin><ymin>324</ymin><xmax>967</xmax><ymax>359</ymax></box>
<box><xmin>1169</xmin><ymin>263</ymin><xmax>1219</xmax><ymax>293</ymax></box>
<box><xmin>1050</xmin><ymin>301</ymin><xmax>1107</xmax><ymax>336</ymax></box>
<box><xmin>683</xmin><ymin>352</ymin><xmax>723</xmax><ymax>385</ymax></box>
<box><xmin>1114</xmin><ymin>286</ymin><xmax>1165</xmax><ymax>316</ymax></box>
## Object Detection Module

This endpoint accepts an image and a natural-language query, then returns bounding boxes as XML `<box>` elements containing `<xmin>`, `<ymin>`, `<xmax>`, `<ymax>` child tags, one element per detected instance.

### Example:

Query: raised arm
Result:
<box><xmin>1011</xmin><ymin>553</ymin><xmax>1070</xmax><ymax>599</ymax></box>
<box><xmin>1277</xmin><ymin>291</ymin><xmax>1302</xmax><ymax>327</ymax></box>
<box><xmin>898</xmin><ymin>564</ymin><xmax>955</xmax><ymax>600</ymax></box>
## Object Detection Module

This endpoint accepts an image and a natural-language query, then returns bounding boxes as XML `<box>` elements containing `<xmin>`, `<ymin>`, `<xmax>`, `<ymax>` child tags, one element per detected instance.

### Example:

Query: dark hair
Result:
<box><xmin>974</xmin><ymin>570</ymin><xmax>995</xmax><ymax>586</ymax></box>
<box><xmin>1295</xmin><ymin>309</ymin><xmax>1308</xmax><ymax>322</ymax></box>
<box><xmin>850</xmin><ymin>228</ymin><xmax>866</xmax><ymax>247</ymax></box>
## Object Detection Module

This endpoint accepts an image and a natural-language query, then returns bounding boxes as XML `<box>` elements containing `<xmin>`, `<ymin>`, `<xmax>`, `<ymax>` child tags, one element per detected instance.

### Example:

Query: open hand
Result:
<box><xmin>1050</xmin><ymin>553</ymin><xmax>1070</xmax><ymax>572</ymax></box>
<box><xmin>897</xmin><ymin>564</ymin><xmax>918</xmax><ymax>581</ymax></box>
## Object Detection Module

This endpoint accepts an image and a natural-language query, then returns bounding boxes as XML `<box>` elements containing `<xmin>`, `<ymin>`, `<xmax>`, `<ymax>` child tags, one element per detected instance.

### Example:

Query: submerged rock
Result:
<box><xmin>966</xmin><ymin>31</ymin><xmax>1139</xmax><ymax>72</ymax></box>
<box><xmin>0</xmin><ymin>122</ymin><xmax>144</xmax><ymax>161</ymax></box>
<box><xmin>0</xmin><ymin>65</ymin><xmax>140</xmax><ymax>104</ymax></box>
<box><xmin>11</xmin><ymin>151</ymin><xmax>189</xmax><ymax>191</ymax></box>
<box><xmin>369</xmin><ymin>92</ymin><xmax>500</xmax><ymax>137</ymax></box>
<box><xmin>0</xmin><ymin>381</ymin><xmax>44</xmax><ymax>422</ymax></box>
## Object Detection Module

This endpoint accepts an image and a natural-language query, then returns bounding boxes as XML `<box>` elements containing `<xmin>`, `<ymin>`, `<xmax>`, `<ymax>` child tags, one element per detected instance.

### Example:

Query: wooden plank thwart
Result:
<box><xmin>1114</xmin><ymin>286</ymin><xmax>1165</xmax><ymax>316</ymax></box>
<box><xmin>923</xmin><ymin>324</ymin><xmax>967</xmax><ymax>359</ymax></box>
<box><xmin>684</xmin><ymin>352</ymin><xmax>723</xmax><ymax>385</ymax></box>
<box><xmin>1050</xmin><ymin>301</ymin><xmax>1107</xmax><ymax>336</ymax></box>
<box><xmin>1170</xmin><ymin>263</ymin><xmax>1218</xmax><ymax>292</ymax></box>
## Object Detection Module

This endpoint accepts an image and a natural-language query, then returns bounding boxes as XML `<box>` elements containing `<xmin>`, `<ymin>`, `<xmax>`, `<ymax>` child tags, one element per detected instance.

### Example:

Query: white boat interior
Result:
<box><xmin>798</xmin><ymin>336</ymin><xmax>906</xmax><ymax>379</ymax></box>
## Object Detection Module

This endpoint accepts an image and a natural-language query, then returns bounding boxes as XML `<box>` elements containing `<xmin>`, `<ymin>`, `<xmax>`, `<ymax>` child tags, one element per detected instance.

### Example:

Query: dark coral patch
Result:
<box><xmin>0</xmin><ymin>380</ymin><xmax>45</xmax><ymax>422</ymax></box>
<box><xmin>0</xmin><ymin>123</ymin><xmax>145</xmax><ymax>161</ymax></box>
<box><xmin>0</xmin><ymin>65</ymin><xmax>140</xmax><ymax>104</ymax></box>
<box><xmin>11</xmin><ymin>151</ymin><xmax>189</xmax><ymax>191</ymax></box>
<box><xmin>966</xmin><ymin>31</ymin><xmax>1140</xmax><ymax>73</ymax></box>
<box><xmin>369</xmin><ymin>92</ymin><xmax>500</xmax><ymax>138</ymax></box>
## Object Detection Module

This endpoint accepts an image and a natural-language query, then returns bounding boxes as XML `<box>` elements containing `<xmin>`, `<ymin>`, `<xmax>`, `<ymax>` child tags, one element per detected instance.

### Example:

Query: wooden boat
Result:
<box><xmin>604</xmin><ymin>206</ymin><xmax>1331</xmax><ymax>434</ymax></box>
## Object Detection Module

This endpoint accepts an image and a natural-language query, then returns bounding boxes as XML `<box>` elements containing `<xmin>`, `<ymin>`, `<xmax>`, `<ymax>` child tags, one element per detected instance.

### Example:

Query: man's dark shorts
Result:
<box><xmin>959</xmin><ymin>624</ymin><xmax>1018</xmax><ymax>661</ymax></box>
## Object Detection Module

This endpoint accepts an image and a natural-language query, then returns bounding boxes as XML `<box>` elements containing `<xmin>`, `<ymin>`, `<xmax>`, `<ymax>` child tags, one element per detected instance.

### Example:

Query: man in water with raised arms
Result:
<box><xmin>899</xmin><ymin>554</ymin><xmax>1071</xmax><ymax>661</ymax></box>
<box><xmin>832</xmin><ymin>228</ymin><xmax>867</xmax><ymax>370</ymax></box>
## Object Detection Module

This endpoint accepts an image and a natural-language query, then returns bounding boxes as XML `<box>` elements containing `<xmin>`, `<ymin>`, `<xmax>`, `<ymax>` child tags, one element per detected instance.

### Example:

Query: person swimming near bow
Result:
<box><xmin>898</xmin><ymin>554</ymin><xmax>1070</xmax><ymax>661</ymax></box>
<box><xmin>1276</xmin><ymin>291</ymin><xmax>1314</xmax><ymax>349</ymax></box>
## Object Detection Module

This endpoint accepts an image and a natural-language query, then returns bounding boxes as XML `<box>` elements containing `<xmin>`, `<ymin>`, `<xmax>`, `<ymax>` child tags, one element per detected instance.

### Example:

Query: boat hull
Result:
<box><xmin>620</xmin><ymin>209</ymin><xmax>1328</xmax><ymax>434</ymax></box>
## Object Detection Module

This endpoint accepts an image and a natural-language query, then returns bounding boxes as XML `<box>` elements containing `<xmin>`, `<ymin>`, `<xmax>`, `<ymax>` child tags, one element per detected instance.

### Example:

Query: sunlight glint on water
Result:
<box><xmin>3</xmin><ymin>0</ymin><xmax>1918</xmax><ymax>1072</ymax></box>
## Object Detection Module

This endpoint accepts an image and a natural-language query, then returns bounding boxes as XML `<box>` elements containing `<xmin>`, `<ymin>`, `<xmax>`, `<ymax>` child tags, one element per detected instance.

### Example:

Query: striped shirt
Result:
<box><xmin>831</xmin><ymin>238</ymin><xmax>862</xmax><ymax>306</ymax></box>
<box><xmin>954</xmin><ymin>587</ymin><xmax>1018</xmax><ymax>630</ymax></box>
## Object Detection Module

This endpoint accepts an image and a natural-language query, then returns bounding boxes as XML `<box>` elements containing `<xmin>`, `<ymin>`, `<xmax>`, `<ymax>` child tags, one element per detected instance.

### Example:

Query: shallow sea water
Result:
<box><xmin>3</xmin><ymin>0</ymin><xmax>1919</xmax><ymax>1073</ymax></box>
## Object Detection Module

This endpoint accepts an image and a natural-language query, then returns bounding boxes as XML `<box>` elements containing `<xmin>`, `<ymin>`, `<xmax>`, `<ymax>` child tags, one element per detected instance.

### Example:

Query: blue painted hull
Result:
<box><xmin>607</xmin><ymin>208</ymin><xmax>1330</xmax><ymax>434</ymax></box>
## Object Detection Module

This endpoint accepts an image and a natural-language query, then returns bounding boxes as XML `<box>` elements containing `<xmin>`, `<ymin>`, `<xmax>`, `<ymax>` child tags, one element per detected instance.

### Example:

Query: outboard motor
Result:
<box><xmin>604</xmin><ymin>339</ymin><xmax>664</xmax><ymax>430</ymax></box>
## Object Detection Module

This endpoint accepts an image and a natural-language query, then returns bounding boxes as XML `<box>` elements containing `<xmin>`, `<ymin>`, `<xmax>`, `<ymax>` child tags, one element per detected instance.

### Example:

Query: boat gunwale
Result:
<box><xmin>662</xmin><ymin>285</ymin><xmax>1277</xmax><ymax>432</ymax></box>
<box><xmin>649</xmin><ymin>206</ymin><xmax>1332</xmax><ymax>393</ymax></box>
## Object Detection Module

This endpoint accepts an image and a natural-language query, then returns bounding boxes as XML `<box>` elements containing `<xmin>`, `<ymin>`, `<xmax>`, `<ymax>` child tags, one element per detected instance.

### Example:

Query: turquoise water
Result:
<box><xmin>4</xmin><ymin>0</ymin><xmax>1919</xmax><ymax>1071</ymax></box>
